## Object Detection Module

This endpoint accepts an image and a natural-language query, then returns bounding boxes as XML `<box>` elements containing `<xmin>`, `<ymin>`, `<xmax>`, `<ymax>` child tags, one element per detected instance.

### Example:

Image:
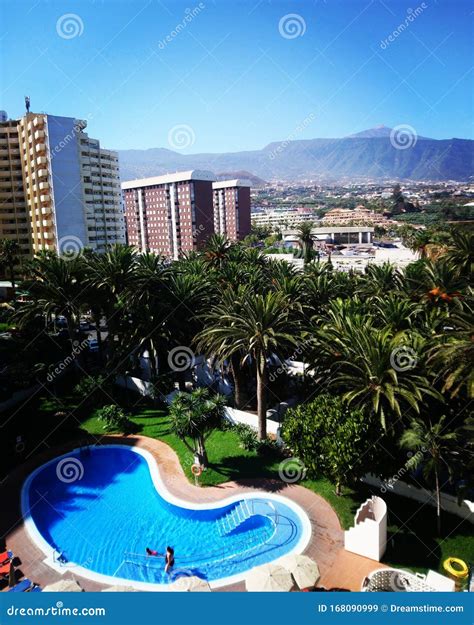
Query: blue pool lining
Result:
<box><xmin>20</xmin><ymin>444</ymin><xmax>312</xmax><ymax>590</ymax></box>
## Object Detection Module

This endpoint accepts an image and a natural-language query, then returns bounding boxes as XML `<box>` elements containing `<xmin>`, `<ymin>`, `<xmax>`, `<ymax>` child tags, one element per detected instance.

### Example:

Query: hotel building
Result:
<box><xmin>0</xmin><ymin>110</ymin><xmax>125</xmax><ymax>259</ymax></box>
<box><xmin>122</xmin><ymin>171</ymin><xmax>216</xmax><ymax>258</ymax></box>
<box><xmin>212</xmin><ymin>179</ymin><xmax>251</xmax><ymax>241</ymax></box>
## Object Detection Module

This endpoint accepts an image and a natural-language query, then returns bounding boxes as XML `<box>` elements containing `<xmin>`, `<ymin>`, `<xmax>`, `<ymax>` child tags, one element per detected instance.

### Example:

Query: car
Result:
<box><xmin>79</xmin><ymin>320</ymin><xmax>90</xmax><ymax>331</ymax></box>
<box><xmin>87</xmin><ymin>338</ymin><xmax>99</xmax><ymax>353</ymax></box>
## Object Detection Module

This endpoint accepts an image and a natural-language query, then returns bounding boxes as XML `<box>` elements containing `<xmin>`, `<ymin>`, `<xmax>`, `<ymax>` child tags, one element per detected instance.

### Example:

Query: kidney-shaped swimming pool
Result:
<box><xmin>22</xmin><ymin>445</ymin><xmax>311</xmax><ymax>588</ymax></box>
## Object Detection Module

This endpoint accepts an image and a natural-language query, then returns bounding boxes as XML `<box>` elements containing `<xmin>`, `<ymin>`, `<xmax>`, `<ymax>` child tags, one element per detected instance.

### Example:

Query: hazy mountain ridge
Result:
<box><xmin>117</xmin><ymin>128</ymin><xmax>474</xmax><ymax>183</ymax></box>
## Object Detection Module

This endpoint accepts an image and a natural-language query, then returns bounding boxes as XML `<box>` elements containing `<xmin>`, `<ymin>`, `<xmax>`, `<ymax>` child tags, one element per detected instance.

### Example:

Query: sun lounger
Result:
<box><xmin>0</xmin><ymin>550</ymin><xmax>13</xmax><ymax>564</ymax></box>
<box><xmin>8</xmin><ymin>579</ymin><xmax>33</xmax><ymax>592</ymax></box>
<box><xmin>8</xmin><ymin>579</ymin><xmax>41</xmax><ymax>592</ymax></box>
<box><xmin>0</xmin><ymin>561</ymin><xmax>12</xmax><ymax>577</ymax></box>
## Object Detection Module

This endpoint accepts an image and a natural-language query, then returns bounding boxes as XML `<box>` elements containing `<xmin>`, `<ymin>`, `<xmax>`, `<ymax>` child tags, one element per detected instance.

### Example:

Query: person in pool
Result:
<box><xmin>164</xmin><ymin>546</ymin><xmax>175</xmax><ymax>573</ymax></box>
<box><xmin>146</xmin><ymin>547</ymin><xmax>159</xmax><ymax>557</ymax></box>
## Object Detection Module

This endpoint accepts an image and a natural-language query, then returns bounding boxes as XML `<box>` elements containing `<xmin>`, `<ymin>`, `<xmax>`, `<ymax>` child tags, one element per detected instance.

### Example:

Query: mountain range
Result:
<box><xmin>117</xmin><ymin>126</ymin><xmax>473</xmax><ymax>184</ymax></box>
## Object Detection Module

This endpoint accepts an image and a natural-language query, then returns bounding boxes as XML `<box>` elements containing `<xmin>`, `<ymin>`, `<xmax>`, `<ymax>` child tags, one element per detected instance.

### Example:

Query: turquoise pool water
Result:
<box><xmin>24</xmin><ymin>445</ymin><xmax>308</xmax><ymax>586</ymax></box>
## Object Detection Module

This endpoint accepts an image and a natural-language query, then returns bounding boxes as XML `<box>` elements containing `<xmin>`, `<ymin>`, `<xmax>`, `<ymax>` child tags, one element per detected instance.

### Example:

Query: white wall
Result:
<box><xmin>344</xmin><ymin>496</ymin><xmax>387</xmax><ymax>562</ymax></box>
<box><xmin>363</xmin><ymin>473</ymin><xmax>474</xmax><ymax>523</ymax></box>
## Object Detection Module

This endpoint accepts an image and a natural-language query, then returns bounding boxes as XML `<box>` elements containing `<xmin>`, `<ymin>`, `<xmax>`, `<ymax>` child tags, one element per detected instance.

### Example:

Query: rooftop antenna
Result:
<box><xmin>25</xmin><ymin>96</ymin><xmax>30</xmax><ymax>114</ymax></box>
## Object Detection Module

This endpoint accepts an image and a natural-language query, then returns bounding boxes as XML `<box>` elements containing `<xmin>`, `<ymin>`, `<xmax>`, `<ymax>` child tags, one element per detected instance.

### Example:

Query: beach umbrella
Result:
<box><xmin>278</xmin><ymin>554</ymin><xmax>320</xmax><ymax>590</ymax></box>
<box><xmin>171</xmin><ymin>576</ymin><xmax>211</xmax><ymax>592</ymax></box>
<box><xmin>245</xmin><ymin>564</ymin><xmax>294</xmax><ymax>592</ymax></box>
<box><xmin>43</xmin><ymin>579</ymin><xmax>83</xmax><ymax>592</ymax></box>
<box><xmin>101</xmin><ymin>585</ymin><xmax>138</xmax><ymax>592</ymax></box>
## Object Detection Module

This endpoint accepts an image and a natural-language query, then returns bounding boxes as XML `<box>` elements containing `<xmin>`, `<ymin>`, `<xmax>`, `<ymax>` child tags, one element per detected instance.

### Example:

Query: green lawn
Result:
<box><xmin>3</xmin><ymin>392</ymin><xmax>473</xmax><ymax>578</ymax></box>
<box><xmin>80</xmin><ymin>404</ymin><xmax>474</xmax><ymax>576</ymax></box>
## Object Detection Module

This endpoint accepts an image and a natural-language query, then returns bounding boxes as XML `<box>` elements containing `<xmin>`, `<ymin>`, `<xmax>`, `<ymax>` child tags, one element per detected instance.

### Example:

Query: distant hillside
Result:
<box><xmin>118</xmin><ymin>128</ymin><xmax>474</xmax><ymax>183</ymax></box>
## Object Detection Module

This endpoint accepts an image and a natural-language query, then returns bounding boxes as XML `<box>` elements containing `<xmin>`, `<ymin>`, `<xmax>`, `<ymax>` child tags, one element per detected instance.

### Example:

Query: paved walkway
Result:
<box><xmin>0</xmin><ymin>434</ymin><xmax>384</xmax><ymax>592</ymax></box>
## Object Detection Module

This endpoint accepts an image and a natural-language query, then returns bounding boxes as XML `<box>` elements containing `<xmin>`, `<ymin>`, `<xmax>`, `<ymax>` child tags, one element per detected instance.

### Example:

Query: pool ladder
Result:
<box><xmin>217</xmin><ymin>501</ymin><xmax>253</xmax><ymax>536</ymax></box>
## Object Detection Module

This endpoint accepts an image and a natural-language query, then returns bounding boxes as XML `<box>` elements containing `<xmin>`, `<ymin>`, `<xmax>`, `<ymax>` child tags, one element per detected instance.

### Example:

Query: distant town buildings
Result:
<box><xmin>0</xmin><ymin>110</ymin><xmax>125</xmax><ymax>259</ymax></box>
<box><xmin>321</xmin><ymin>205</ymin><xmax>396</xmax><ymax>226</ymax></box>
<box><xmin>121</xmin><ymin>172</ymin><xmax>251</xmax><ymax>258</ymax></box>
<box><xmin>251</xmin><ymin>208</ymin><xmax>316</xmax><ymax>230</ymax></box>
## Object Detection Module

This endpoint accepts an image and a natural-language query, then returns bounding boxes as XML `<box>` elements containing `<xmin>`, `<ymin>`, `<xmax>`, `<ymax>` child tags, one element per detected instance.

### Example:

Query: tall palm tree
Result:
<box><xmin>196</xmin><ymin>289</ymin><xmax>301</xmax><ymax>439</ymax></box>
<box><xmin>296</xmin><ymin>221</ymin><xmax>314</xmax><ymax>264</ymax></box>
<box><xmin>15</xmin><ymin>253</ymin><xmax>85</xmax><ymax>359</ymax></box>
<box><xmin>0</xmin><ymin>239</ymin><xmax>20</xmax><ymax>302</ymax></box>
<box><xmin>84</xmin><ymin>245</ymin><xmax>138</xmax><ymax>361</ymax></box>
<box><xmin>428</xmin><ymin>297</ymin><xmax>474</xmax><ymax>398</ymax></box>
<box><xmin>400</xmin><ymin>415</ymin><xmax>458</xmax><ymax>534</ymax></box>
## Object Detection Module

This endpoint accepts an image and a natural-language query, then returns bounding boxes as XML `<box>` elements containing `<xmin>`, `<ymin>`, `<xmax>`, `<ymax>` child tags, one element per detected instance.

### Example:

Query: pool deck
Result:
<box><xmin>0</xmin><ymin>434</ymin><xmax>386</xmax><ymax>592</ymax></box>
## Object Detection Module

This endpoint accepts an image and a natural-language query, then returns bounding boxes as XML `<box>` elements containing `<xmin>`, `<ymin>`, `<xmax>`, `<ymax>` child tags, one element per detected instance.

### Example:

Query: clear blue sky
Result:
<box><xmin>1</xmin><ymin>0</ymin><xmax>472</xmax><ymax>152</ymax></box>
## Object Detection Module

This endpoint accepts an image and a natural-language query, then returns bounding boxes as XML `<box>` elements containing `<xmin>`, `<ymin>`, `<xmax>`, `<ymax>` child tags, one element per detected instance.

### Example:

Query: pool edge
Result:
<box><xmin>20</xmin><ymin>444</ymin><xmax>313</xmax><ymax>591</ymax></box>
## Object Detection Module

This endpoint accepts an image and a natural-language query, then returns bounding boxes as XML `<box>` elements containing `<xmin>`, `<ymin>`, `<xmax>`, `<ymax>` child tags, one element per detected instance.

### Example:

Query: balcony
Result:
<box><xmin>37</xmin><ymin>169</ymin><xmax>48</xmax><ymax>178</ymax></box>
<box><xmin>33</xmin><ymin>116</ymin><xmax>44</xmax><ymax>128</ymax></box>
<box><xmin>34</xmin><ymin>130</ymin><xmax>45</xmax><ymax>141</ymax></box>
<box><xmin>42</xmin><ymin>219</ymin><xmax>53</xmax><ymax>228</ymax></box>
<box><xmin>41</xmin><ymin>206</ymin><xmax>51</xmax><ymax>215</ymax></box>
<box><xmin>38</xmin><ymin>181</ymin><xmax>49</xmax><ymax>191</ymax></box>
<box><xmin>36</xmin><ymin>156</ymin><xmax>47</xmax><ymax>166</ymax></box>
<box><xmin>39</xmin><ymin>194</ymin><xmax>50</xmax><ymax>203</ymax></box>
<box><xmin>36</xmin><ymin>143</ymin><xmax>46</xmax><ymax>153</ymax></box>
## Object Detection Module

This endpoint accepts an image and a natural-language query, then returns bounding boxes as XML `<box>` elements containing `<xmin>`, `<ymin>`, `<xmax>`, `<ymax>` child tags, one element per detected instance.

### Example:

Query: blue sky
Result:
<box><xmin>1</xmin><ymin>0</ymin><xmax>472</xmax><ymax>152</ymax></box>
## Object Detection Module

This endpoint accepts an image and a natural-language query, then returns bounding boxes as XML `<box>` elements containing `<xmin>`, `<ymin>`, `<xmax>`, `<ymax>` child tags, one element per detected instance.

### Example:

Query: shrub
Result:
<box><xmin>96</xmin><ymin>405</ymin><xmax>134</xmax><ymax>434</ymax></box>
<box><xmin>233</xmin><ymin>423</ymin><xmax>279</xmax><ymax>456</ymax></box>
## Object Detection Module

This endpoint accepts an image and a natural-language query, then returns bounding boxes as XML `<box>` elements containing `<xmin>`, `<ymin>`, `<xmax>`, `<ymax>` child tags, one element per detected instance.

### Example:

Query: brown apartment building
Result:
<box><xmin>212</xmin><ymin>179</ymin><xmax>251</xmax><ymax>241</ymax></box>
<box><xmin>122</xmin><ymin>170</ymin><xmax>215</xmax><ymax>258</ymax></box>
<box><xmin>122</xmin><ymin>172</ymin><xmax>251</xmax><ymax>258</ymax></box>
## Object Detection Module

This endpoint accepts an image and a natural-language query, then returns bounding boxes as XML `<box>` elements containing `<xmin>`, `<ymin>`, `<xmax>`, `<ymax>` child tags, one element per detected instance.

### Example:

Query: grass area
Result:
<box><xmin>81</xmin><ymin>407</ymin><xmax>282</xmax><ymax>487</ymax></box>
<box><xmin>3</xmin><ymin>390</ymin><xmax>473</xmax><ymax>578</ymax></box>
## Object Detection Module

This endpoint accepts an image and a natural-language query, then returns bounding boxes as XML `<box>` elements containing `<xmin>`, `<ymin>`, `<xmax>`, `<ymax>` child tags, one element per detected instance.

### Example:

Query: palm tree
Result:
<box><xmin>313</xmin><ymin>316</ymin><xmax>439</xmax><ymax>430</ymax></box>
<box><xmin>296</xmin><ymin>221</ymin><xmax>314</xmax><ymax>264</ymax></box>
<box><xmin>203</xmin><ymin>234</ymin><xmax>232</xmax><ymax>269</ymax></box>
<box><xmin>15</xmin><ymin>253</ymin><xmax>85</xmax><ymax>360</ymax></box>
<box><xmin>428</xmin><ymin>297</ymin><xmax>474</xmax><ymax>398</ymax></box>
<box><xmin>372</xmin><ymin>294</ymin><xmax>421</xmax><ymax>331</ymax></box>
<box><xmin>84</xmin><ymin>245</ymin><xmax>138</xmax><ymax>361</ymax></box>
<box><xmin>196</xmin><ymin>289</ymin><xmax>301</xmax><ymax>439</ymax></box>
<box><xmin>443</xmin><ymin>229</ymin><xmax>473</xmax><ymax>278</ymax></box>
<box><xmin>168</xmin><ymin>387</ymin><xmax>227</xmax><ymax>466</ymax></box>
<box><xmin>0</xmin><ymin>239</ymin><xmax>20</xmax><ymax>302</ymax></box>
<box><xmin>357</xmin><ymin>262</ymin><xmax>403</xmax><ymax>298</ymax></box>
<box><xmin>400</xmin><ymin>415</ymin><xmax>458</xmax><ymax>534</ymax></box>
